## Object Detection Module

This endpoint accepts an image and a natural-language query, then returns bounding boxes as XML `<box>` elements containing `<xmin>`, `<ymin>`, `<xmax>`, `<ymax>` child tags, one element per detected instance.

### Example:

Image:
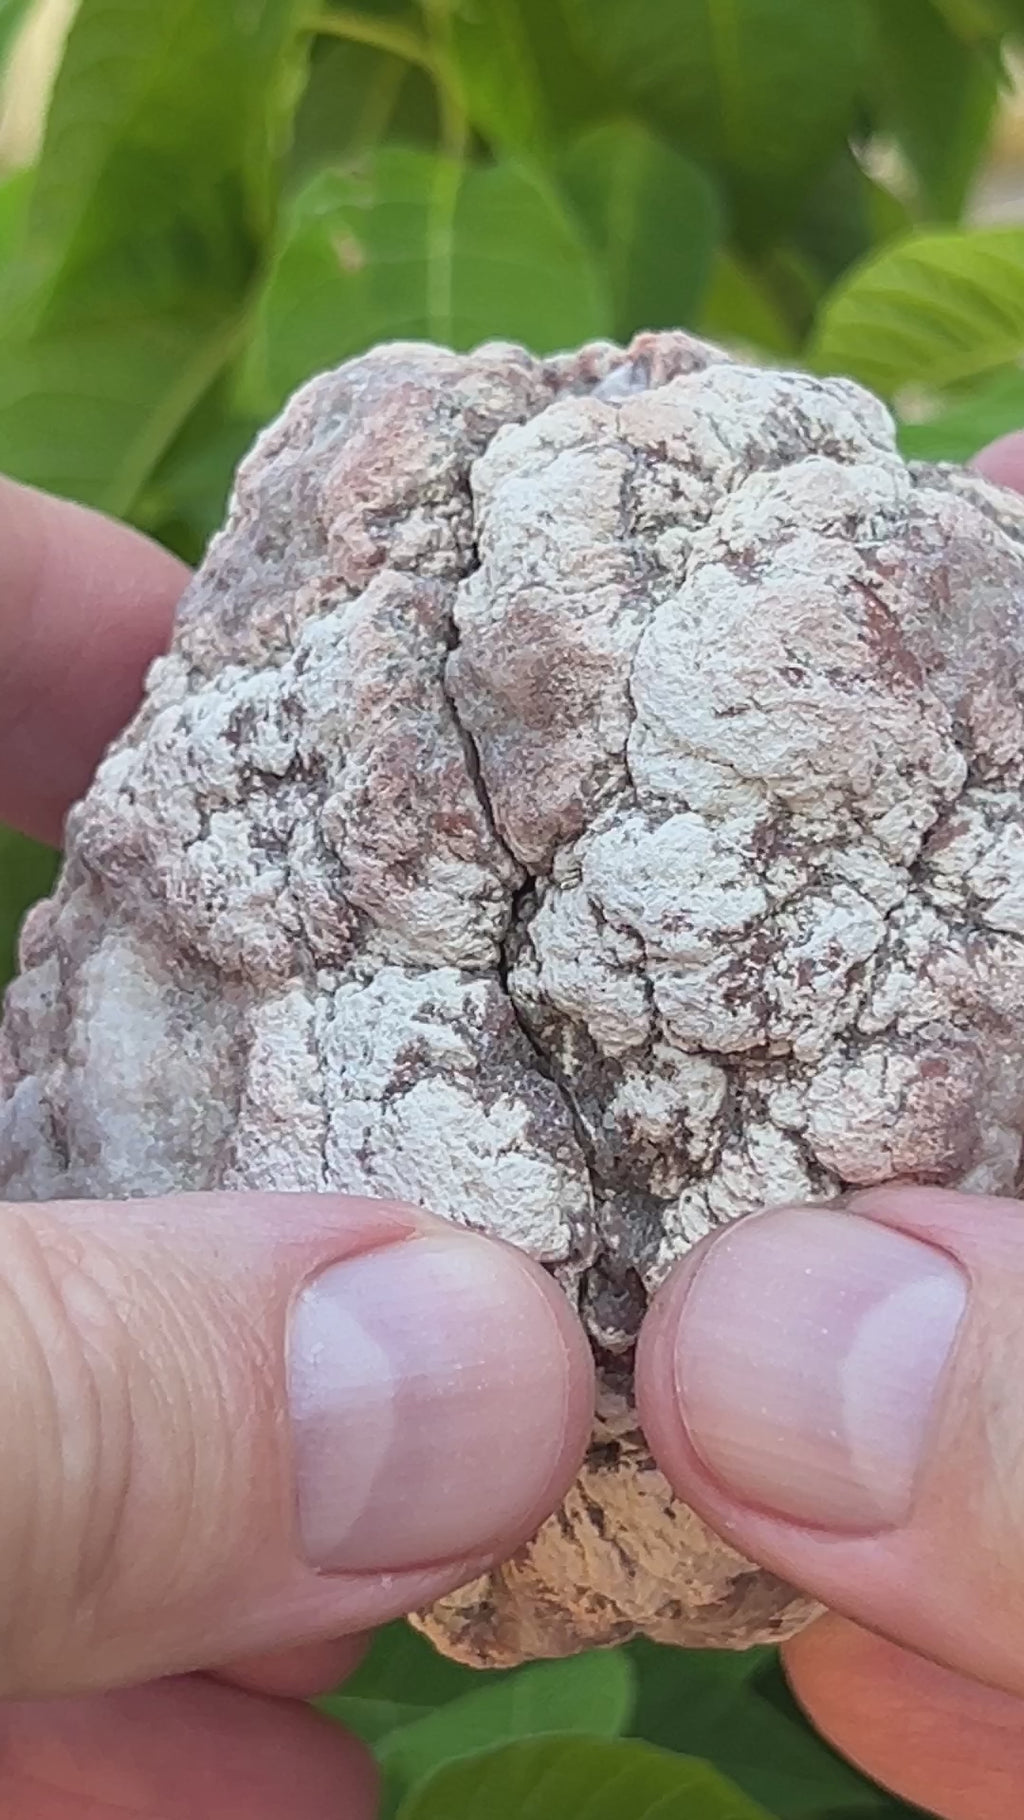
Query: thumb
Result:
<box><xmin>0</xmin><ymin>1193</ymin><xmax>591</xmax><ymax>1698</ymax></box>
<box><xmin>637</xmin><ymin>1188</ymin><xmax>1024</xmax><ymax>1698</ymax></box>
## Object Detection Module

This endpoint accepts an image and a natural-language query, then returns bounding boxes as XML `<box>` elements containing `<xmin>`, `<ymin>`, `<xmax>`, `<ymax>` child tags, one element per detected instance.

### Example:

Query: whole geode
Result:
<box><xmin>4</xmin><ymin>329</ymin><xmax>1024</xmax><ymax>1666</ymax></box>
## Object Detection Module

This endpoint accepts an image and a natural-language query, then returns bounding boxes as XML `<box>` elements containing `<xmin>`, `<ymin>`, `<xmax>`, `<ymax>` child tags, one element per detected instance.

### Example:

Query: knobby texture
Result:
<box><xmin>4</xmin><ymin>331</ymin><xmax>1024</xmax><ymax>1664</ymax></box>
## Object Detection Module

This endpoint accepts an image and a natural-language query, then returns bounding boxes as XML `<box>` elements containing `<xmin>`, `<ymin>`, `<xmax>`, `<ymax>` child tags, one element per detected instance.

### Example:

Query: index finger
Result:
<box><xmin>0</xmin><ymin>477</ymin><xmax>188</xmax><ymax>846</ymax></box>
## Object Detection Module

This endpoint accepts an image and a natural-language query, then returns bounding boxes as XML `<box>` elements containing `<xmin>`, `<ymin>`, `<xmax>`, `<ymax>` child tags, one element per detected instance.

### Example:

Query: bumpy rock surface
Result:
<box><xmin>4</xmin><ymin>330</ymin><xmax>1024</xmax><ymax>1664</ymax></box>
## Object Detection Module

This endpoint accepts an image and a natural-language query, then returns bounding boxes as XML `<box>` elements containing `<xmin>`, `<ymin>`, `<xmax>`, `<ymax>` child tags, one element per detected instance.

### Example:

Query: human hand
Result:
<box><xmin>0</xmin><ymin>477</ymin><xmax>595</xmax><ymax>1817</ymax></box>
<box><xmin>639</xmin><ymin>1164</ymin><xmax>1024</xmax><ymax>1820</ymax></box>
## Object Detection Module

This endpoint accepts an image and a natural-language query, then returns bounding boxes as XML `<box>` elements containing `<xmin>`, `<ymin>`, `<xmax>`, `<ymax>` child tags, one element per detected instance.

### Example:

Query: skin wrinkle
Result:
<box><xmin>71</xmin><ymin>1240</ymin><xmax>207</xmax><ymax>1627</ymax></box>
<box><xmin>109</xmin><ymin>1257</ymin><xmax>281</xmax><ymax>1627</ymax></box>
<box><xmin>974</xmin><ymin>1320</ymin><xmax>1024</xmax><ymax>1586</ymax></box>
<box><xmin>15</xmin><ymin>1192</ymin><xmax>550</xmax><ymax>1688</ymax></box>
<box><xmin>0</xmin><ymin>1205</ymin><xmax>299</xmax><ymax>1692</ymax></box>
<box><xmin>0</xmin><ymin>1244</ymin><xmax>64</xmax><ymax>1677</ymax></box>
<box><xmin>47</xmin><ymin>1254</ymin><xmax>135</xmax><ymax>1642</ymax></box>
<box><xmin>5</xmin><ymin>332</ymin><xmax>1024</xmax><ymax>1666</ymax></box>
<box><xmin>0</xmin><ymin>1211</ymin><xmax>128</xmax><ymax>1690</ymax></box>
<box><xmin>143</xmin><ymin>1269</ymin><xmax>235</xmax><ymax>1611</ymax></box>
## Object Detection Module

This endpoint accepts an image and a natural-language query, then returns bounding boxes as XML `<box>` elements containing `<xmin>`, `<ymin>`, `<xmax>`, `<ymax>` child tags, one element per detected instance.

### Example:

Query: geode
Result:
<box><xmin>4</xmin><ymin>330</ymin><xmax>1024</xmax><ymax>1665</ymax></box>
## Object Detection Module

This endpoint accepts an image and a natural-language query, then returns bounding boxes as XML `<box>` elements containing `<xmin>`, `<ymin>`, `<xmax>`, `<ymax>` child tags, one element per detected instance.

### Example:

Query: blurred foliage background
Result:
<box><xmin>2</xmin><ymin>1</ymin><xmax>1024</xmax><ymax>1812</ymax></box>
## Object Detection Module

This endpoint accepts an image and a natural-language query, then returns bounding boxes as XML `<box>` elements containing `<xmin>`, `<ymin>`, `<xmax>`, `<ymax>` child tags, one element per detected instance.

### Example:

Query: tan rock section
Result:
<box><xmin>4</xmin><ymin>331</ymin><xmax>1024</xmax><ymax>1664</ymax></box>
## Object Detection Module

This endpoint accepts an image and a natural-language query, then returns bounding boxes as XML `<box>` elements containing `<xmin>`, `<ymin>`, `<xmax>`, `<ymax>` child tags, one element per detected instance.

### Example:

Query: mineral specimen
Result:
<box><xmin>4</xmin><ymin>330</ymin><xmax>1024</xmax><ymax>1664</ymax></box>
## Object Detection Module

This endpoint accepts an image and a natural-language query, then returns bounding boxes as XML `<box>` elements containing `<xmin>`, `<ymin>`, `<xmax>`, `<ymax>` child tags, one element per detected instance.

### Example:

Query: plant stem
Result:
<box><xmin>353</xmin><ymin>56</ymin><xmax>406</xmax><ymax>151</ymax></box>
<box><xmin>307</xmin><ymin>4</ymin><xmax>469</xmax><ymax>157</ymax></box>
<box><xmin>307</xmin><ymin>9</ymin><xmax>436</xmax><ymax>77</ymax></box>
<box><xmin>418</xmin><ymin>0</ymin><xmax>469</xmax><ymax>160</ymax></box>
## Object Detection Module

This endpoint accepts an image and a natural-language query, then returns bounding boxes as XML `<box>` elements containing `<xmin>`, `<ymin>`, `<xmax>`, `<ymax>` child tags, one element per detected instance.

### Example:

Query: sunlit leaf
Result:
<box><xmin>0</xmin><ymin>0</ymin><xmax>311</xmax><ymax>510</ymax></box>
<box><xmin>245</xmin><ymin>147</ymin><xmax>610</xmax><ymax>410</ymax></box>
<box><xmin>379</xmin><ymin>1652</ymin><xmax>634</xmax><ymax>1805</ymax></box>
<box><xmin>810</xmin><ymin>226</ymin><xmax>1024</xmax><ymax>396</ymax></box>
<box><xmin>395</xmin><ymin>1735</ymin><xmax>774</xmax><ymax>1820</ymax></box>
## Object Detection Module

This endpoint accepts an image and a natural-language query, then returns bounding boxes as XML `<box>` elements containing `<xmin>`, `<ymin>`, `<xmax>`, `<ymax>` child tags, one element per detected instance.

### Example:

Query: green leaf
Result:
<box><xmin>628</xmin><ymin>1641</ymin><xmax>902</xmax><ymax>1817</ymax></box>
<box><xmin>561</xmin><ymin>0</ymin><xmax>872</xmax><ymax>236</ymax></box>
<box><xmin>0</xmin><ymin>167</ymin><xmax>31</xmax><ymax>263</ymax></box>
<box><xmin>560</xmin><ymin>120</ymin><xmax>720</xmax><ymax>338</ymax></box>
<box><xmin>756</xmin><ymin>243</ymin><xmax>824</xmax><ymax>343</ymax></box>
<box><xmin>379</xmin><ymin>1652</ymin><xmax>634</xmax><ymax>1807</ymax></box>
<box><xmin>337</xmin><ymin>1619</ymin><xmax>511</xmax><ymax>1709</ymax></box>
<box><xmin>810</xmin><ymin>226</ymin><xmax>1024</xmax><ymax>397</ymax></box>
<box><xmin>0</xmin><ymin>0</ymin><xmax>311</xmax><ymax>511</ymax></box>
<box><xmin>869</xmin><ymin>0</ymin><xmax>999</xmax><ymax>220</ymax></box>
<box><xmin>931</xmin><ymin>0</ymin><xmax>997</xmax><ymax>31</ymax></box>
<box><xmin>448</xmin><ymin>0</ymin><xmax>613</xmax><ymax>155</ymax></box>
<box><xmin>699</xmin><ymin>249</ymin><xmax>799</xmax><ymax>356</ymax></box>
<box><xmin>865</xmin><ymin>177</ymin><xmax>917</xmax><ymax>248</ymax></box>
<box><xmin>898</xmin><ymin>366</ymin><xmax>1024</xmax><ymax>459</ymax></box>
<box><xmin>245</xmin><ymin>147</ymin><xmax>611</xmax><ymax>411</ymax></box>
<box><xmin>290</xmin><ymin>19</ymin><xmax>438</xmax><ymax>179</ymax></box>
<box><xmin>448</xmin><ymin>0</ymin><xmax>545</xmax><ymax>152</ymax></box>
<box><xmin>395</xmin><ymin>1735</ymin><xmax>774</xmax><ymax>1820</ymax></box>
<box><xmin>0</xmin><ymin>0</ymin><xmax>32</xmax><ymax>68</ymax></box>
<box><xmin>317</xmin><ymin>1619</ymin><xmax>504</xmax><ymax>1754</ymax></box>
<box><xmin>932</xmin><ymin>0</ymin><xmax>1017</xmax><ymax>40</ymax></box>
<box><xmin>0</xmin><ymin>828</ymin><xmax>57</xmax><ymax>991</ymax></box>
<box><xmin>319</xmin><ymin>1694</ymin><xmax>429</xmax><ymax>1745</ymax></box>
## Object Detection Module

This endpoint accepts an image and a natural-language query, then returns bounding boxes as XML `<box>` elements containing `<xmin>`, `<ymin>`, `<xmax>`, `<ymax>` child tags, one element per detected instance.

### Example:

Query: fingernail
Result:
<box><xmin>675</xmin><ymin>1208</ymin><xmax>968</xmax><ymax>1530</ymax></box>
<box><xmin>287</xmin><ymin>1234</ymin><xmax>576</xmax><ymax>1572</ymax></box>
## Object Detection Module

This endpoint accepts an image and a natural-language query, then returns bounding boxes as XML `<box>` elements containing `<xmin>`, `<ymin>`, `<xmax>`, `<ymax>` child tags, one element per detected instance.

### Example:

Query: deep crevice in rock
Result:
<box><xmin>440</xmin><ymin>599</ymin><xmax>614</xmax><ymax>1315</ymax></box>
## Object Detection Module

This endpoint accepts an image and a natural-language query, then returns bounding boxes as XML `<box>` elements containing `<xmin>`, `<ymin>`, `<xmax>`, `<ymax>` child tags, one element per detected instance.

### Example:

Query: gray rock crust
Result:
<box><xmin>4</xmin><ymin>330</ymin><xmax>1024</xmax><ymax>1663</ymax></box>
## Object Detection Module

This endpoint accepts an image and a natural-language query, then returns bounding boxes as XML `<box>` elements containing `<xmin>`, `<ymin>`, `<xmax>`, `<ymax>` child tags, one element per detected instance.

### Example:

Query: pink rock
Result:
<box><xmin>5</xmin><ymin>331</ymin><xmax>1024</xmax><ymax>1663</ymax></box>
